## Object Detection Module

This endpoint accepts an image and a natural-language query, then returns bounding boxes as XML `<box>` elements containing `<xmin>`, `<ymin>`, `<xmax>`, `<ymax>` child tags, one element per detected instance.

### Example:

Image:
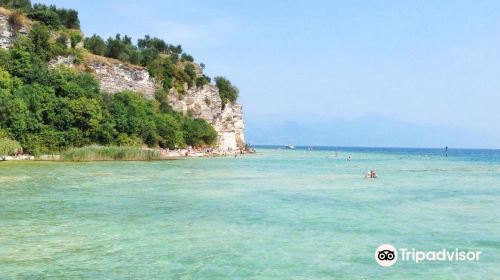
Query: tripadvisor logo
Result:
<box><xmin>375</xmin><ymin>244</ymin><xmax>397</xmax><ymax>267</ymax></box>
<box><xmin>375</xmin><ymin>244</ymin><xmax>482</xmax><ymax>267</ymax></box>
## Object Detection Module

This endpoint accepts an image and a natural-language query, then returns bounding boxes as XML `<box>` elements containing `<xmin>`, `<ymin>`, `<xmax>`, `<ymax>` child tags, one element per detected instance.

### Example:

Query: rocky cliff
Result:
<box><xmin>85</xmin><ymin>54</ymin><xmax>156</xmax><ymax>100</ymax></box>
<box><xmin>49</xmin><ymin>54</ymin><xmax>245</xmax><ymax>151</ymax></box>
<box><xmin>0</xmin><ymin>11</ymin><xmax>245</xmax><ymax>151</ymax></box>
<box><xmin>0</xmin><ymin>13</ymin><xmax>29</xmax><ymax>48</ymax></box>
<box><xmin>90</xmin><ymin>59</ymin><xmax>246</xmax><ymax>151</ymax></box>
<box><xmin>168</xmin><ymin>84</ymin><xmax>245</xmax><ymax>150</ymax></box>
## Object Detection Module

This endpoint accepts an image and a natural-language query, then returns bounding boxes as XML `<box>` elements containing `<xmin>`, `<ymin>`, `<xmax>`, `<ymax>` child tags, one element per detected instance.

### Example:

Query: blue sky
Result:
<box><xmin>36</xmin><ymin>0</ymin><xmax>500</xmax><ymax>148</ymax></box>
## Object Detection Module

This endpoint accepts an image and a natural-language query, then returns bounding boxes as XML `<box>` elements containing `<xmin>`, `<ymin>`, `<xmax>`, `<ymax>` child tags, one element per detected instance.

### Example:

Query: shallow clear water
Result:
<box><xmin>1</xmin><ymin>147</ymin><xmax>499</xmax><ymax>279</ymax></box>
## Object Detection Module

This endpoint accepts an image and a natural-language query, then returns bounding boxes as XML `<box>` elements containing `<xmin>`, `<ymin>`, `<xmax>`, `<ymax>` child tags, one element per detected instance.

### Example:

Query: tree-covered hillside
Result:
<box><xmin>0</xmin><ymin>2</ymin><xmax>233</xmax><ymax>155</ymax></box>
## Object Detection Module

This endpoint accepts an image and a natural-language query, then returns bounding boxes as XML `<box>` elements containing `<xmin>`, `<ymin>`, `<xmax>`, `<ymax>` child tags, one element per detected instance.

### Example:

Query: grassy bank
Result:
<box><xmin>59</xmin><ymin>146</ymin><xmax>162</xmax><ymax>162</ymax></box>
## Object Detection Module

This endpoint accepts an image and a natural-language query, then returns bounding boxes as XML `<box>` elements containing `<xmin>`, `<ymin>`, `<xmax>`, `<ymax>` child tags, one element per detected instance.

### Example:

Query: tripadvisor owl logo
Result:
<box><xmin>375</xmin><ymin>244</ymin><xmax>397</xmax><ymax>267</ymax></box>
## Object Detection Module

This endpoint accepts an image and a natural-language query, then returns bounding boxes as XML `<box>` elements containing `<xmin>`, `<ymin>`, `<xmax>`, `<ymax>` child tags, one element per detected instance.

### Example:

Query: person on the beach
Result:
<box><xmin>347</xmin><ymin>155</ymin><xmax>351</xmax><ymax>161</ymax></box>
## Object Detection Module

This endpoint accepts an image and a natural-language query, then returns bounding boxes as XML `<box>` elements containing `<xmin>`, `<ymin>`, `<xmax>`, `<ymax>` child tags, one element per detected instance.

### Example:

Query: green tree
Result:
<box><xmin>85</xmin><ymin>34</ymin><xmax>107</xmax><ymax>56</ymax></box>
<box><xmin>138</xmin><ymin>35</ymin><xmax>167</xmax><ymax>52</ymax></box>
<box><xmin>196</xmin><ymin>75</ymin><xmax>211</xmax><ymax>88</ymax></box>
<box><xmin>0</xmin><ymin>67</ymin><xmax>13</xmax><ymax>92</ymax></box>
<box><xmin>181</xmin><ymin>53</ymin><xmax>194</xmax><ymax>62</ymax></box>
<box><xmin>0</xmin><ymin>0</ymin><xmax>32</xmax><ymax>11</ymax></box>
<box><xmin>182</xmin><ymin>118</ymin><xmax>216</xmax><ymax>147</ymax></box>
<box><xmin>215</xmin><ymin>76</ymin><xmax>239</xmax><ymax>106</ymax></box>
<box><xmin>29</xmin><ymin>24</ymin><xmax>50</xmax><ymax>56</ymax></box>
<box><xmin>108</xmin><ymin>91</ymin><xmax>158</xmax><ymax>146</ymax></box>
<box><xmin>57</xmin><ymin>8</ymin><xmax>79</xmax><ymax>29</ymax></box>
<box><xmin>69</xmin><ymin>97</ymin><xmax>104</xmax><ymax>131</ymax></box>
<box><xmin>28</xmin><ymin>8</ymin><xmax>59</xmax><ymax>28</ymax></box>
<box><xmin>184</xmin><ymin>64</ymin><xmax>196</xmax><ymax>80</ymax></box>
<box><xmin>28</xmin><ymin>4</ymin><xmax>80</xmax><ymax>29</ymax></box>
<box><xmin>156</xmin><ymin>114</ymin><xmax>183</xmax><ymax>149</ymax></box>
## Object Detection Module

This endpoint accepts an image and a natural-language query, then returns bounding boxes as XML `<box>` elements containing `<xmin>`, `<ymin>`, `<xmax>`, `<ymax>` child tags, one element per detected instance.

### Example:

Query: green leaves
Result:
<box><xmin>28</xmin><ymin>3</ymin><xmax>80</xmax><ymax>29</ymax></box>
<box><xmin>85</xmin><ymin>35</ymin><xmax>106</xmax><ymax>56</ymax></box>
<box><xmin>0</xmin><ymin>137</ymin><xmax>21</xmax><ymax>158</ymax></box>
<box><xmin>182</xmin><ymin>118</ymin><xmax>217</xmax><ymax>147</ymax></box>
<box><xmin>215</xmin><ymin>76</ymin><xmax>239</xmax><ymax>106</ymax></box>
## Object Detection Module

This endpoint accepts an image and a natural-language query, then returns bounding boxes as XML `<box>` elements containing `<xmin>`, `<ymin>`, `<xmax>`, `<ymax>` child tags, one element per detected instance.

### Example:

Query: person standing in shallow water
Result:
<box><xmin>365</xmin><ymin>170</ymin><xmax>378</xmax><ymax>178</ymax></box>
<box><xmin>445</xmin><ymin>146</ymin><xmax>448</xmax><ymax>157</ymax></box>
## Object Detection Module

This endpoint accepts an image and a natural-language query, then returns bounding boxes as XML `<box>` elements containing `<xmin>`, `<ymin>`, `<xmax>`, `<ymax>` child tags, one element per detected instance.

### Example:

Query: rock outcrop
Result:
<box><xmin>85</xmin><ymin>55</ymin><xmax>156</xmax><ymax>99</ymax></box>
<box><xmin>0</xmin><ymin>14</ymin><xmax>29</xmax><ymax>49</ymax></box>
<box><xmin>169</xmin><ymin>84</ymin><xmax>245</xmax><ymax>150</ymax></box>
<box><xmin>48</xmin><ymin>55</ymin><xmax>76</xmax><ymax>68</ymax></box>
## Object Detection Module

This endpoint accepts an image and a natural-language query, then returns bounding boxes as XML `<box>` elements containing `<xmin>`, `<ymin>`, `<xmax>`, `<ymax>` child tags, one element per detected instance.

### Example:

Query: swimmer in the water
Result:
<box><xmin>365</xmin><ymin>170</ymin><xmax>378</xmax><ymax>178</ymax></box>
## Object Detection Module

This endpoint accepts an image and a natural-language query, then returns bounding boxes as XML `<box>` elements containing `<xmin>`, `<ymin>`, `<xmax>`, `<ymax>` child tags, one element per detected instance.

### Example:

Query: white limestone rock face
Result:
<box><xmin>48</xmin><ymin>55</ymin><xmax>76</xmax><ymax>68</ymax></box>
<box><xmin>64</xmin><ymin>38</ymin><xmax>84</xmax><ymax>49</ymax></box>
<box><xmin>169</xmin><ymin>84</ymin><xmax>222</xmax><ymax>124</ymax></box>
<box><xmin>86</xmin><ymin>59</ymin><xmax>156</xmax><ymax>99</ymax></box>
<box><xmin>0</xmin><ymin>15</ymin><xmax>28</xmax><ymax>49</ymax></box>
<box><xmin>218</xmin><ymin>103</ymin><xmax>245</xmax><ymax>150</ymax></box>
<box><xmin>229</xmin><ymin>103</ymin><xmax>245</xmax><ymax>148</ymax></box>
<box><xmin>168</xmin><ymin>84</ymin><xmax>245</xmax><ymax>151</ymax></box>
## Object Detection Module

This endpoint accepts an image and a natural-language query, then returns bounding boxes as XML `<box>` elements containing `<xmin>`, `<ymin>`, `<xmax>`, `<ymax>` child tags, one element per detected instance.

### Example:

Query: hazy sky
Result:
<box><xmin>36</xmin><ymin>0</ymin><xmax>500</xmax><ymax>147</ymax></box>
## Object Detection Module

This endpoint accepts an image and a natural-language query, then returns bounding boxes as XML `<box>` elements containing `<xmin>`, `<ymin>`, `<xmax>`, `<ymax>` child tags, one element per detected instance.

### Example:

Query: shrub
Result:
<box><xmin>7</xmin><ymin>11</ymin><xmax>24</xmax><ymax>32</ymax></box>
<box><xmin>55</xmin><ymin>33</ymin><xmax>68</xmax><ymax>48</ymax></box>
<box><xmin>0</xmin><ymin>137</ymin><xmax>21</xmax><ymax>158</ymax></box>
<box><xmin>85</xmin><ymin>34</ymin><xmax>106</xmax><ymax>56</ymax></box>
<box><xmin>196</xmin><ymin>75</ymin><xmax>211</xmax><ymax>87</ymax></box>
<box><xmin>180</xmin><ymin>53</ymin><xmax>194</xmax><ymax>62</ymax></box>
<box><xmin>182</xmin><ymin>118</ymin><xmax>217</xmax><ymax>147</ymax></box>
<box><xmin>215</xmin><ymin>76</ymin><xmax>239</xmax><ymax>106</ymax></box>
<box><xmin>28</xmin><ymin>9</ymin><xmax>59</xmax><ymax>28</ymax></box>
<box><xmin>29</xmin><ymin>4</ymin><xmax>80</xmax><ymax>29</ymax></box>
<box><xmin>69</xmin><ymin>31</ymin><xmax>82</xmax><ymax>48</ymax></box>
<box><xmin>0</xmin><ymin>0</ymin><xmax>32</xmax><ymax>11</ymax></box>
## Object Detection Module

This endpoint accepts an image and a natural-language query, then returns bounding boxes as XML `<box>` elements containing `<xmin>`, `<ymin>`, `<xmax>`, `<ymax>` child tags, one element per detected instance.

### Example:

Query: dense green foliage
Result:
<box><xmin>0</xmin><ymin>136</ymin><xmax>21</xmax><ymax>157</ymax></box>
<box><xmin>215</xmin><ymin>76</ymin><xmax>239</xmax><ymax>105</ymax></box>
<box><xmin>1</xmin><ymin>1</ymin><xmax>79</xmax><ymax>29</ymax></box>
<box><xmin>60</xmin><ymin>145</ymin><xmax>162</xmax><ymax>161</ymax></box>
<box><xmin>0</xmin><ymin>26</ymin><xmax>217</xmax><ymax>154</ymax></box>
<box><xmin>0</xmin><ymin>0</ymin><xmax>31</xmax><ymax>11</ymax></box>
<box><xmin>29</xmin><ymin>4</ymin><xmax>80</xmax><ymax>29</ymax></box>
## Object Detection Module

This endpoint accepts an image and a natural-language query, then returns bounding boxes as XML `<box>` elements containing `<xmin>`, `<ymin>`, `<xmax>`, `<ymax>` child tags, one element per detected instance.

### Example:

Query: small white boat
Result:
<box><xmin>285</xmin><ymin>144</ymin><xmax>295</xmax><ymax>149</ymax></box>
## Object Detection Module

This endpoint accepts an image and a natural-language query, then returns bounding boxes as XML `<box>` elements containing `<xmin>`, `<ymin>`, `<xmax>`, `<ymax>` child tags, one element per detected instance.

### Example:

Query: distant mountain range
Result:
<box><xmin>245</xmin><ymin>114</ymin><xmax>499</xmax><ymax>149</ymax></box>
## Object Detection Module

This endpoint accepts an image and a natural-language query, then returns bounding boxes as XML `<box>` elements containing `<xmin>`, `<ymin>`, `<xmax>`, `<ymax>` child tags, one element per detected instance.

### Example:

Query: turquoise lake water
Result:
<box><xmin>1</xmin><ymin>147</ymin><xmax>499</xmax><ymax>279</ymax></box>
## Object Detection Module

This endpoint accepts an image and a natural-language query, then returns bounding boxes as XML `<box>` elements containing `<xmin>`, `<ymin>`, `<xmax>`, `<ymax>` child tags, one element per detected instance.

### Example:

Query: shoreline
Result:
<box><xmin>1</xmin><ymin>147</ymin><xmax>255</xmax><ymax>162</ymax></box>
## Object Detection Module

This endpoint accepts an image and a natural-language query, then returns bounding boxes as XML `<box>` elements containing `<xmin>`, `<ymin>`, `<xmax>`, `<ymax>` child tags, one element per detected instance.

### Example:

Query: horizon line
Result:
<box><xmin>250</xmin><ymin>144</ymin><xmax>500</xmax><ymax>151</ymax></box>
